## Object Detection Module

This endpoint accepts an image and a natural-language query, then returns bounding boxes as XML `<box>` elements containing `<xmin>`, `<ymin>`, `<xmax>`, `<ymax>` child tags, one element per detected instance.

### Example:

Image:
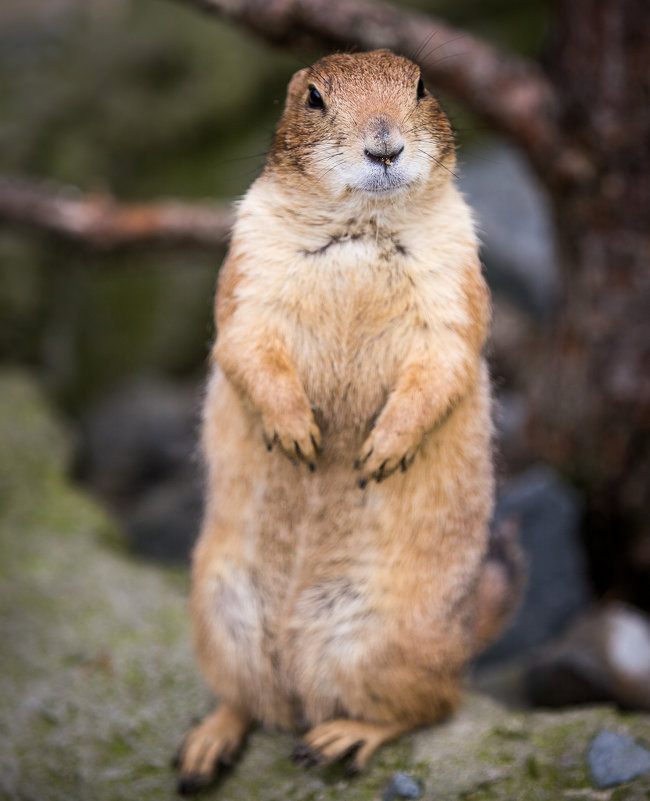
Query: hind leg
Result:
<box><xmin>292</xmin><ymin>719</ymin><xmax>409</xmax><ymax>774</ymax></box>
<box><xmin>174</xmin><ymin>702</ymin><xmax>251</xmax><ymax>795</ymax></box>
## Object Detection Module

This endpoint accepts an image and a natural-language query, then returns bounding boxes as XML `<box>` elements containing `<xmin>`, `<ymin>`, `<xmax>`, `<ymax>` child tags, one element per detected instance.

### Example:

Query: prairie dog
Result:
<box><xmin>176</xmin><ymin>49</ymin><xmax>519</xmax><ymax>794</ymax></box>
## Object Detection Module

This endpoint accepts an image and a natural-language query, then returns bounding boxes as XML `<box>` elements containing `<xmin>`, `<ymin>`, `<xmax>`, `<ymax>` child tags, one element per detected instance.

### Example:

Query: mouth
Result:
<box><xmin>333</xmin><ymin>155</ymin><xmax>415</xmax><ymax>199</ymax></box>
<box><xmin>354</xmin><ymin>169</ymin><xmax>410</xmax><ymax>196</ymax></box>
<box><xmin>360</xmin><ymin>186</ymin><xmax>405</xmax><ymax>196</ymax></box>
<box><xmin>356</xmin><ymin>180</ymin><xmax>410</xmax><ymax>197</ymax></box>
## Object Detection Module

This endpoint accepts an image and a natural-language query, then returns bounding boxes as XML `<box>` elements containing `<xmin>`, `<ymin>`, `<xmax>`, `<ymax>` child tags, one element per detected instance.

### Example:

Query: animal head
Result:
<box><xmin>269</xmin><ymin>50</ymin><xmax>455</xmax><ymax>201</ymax></box>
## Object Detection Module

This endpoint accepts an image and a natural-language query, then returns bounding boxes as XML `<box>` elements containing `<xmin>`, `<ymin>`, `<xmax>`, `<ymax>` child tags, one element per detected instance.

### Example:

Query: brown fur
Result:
<box><xmin>175</xmin><ymin>50</ymin><xmax>520</xmax><ymax>793</ymax></box>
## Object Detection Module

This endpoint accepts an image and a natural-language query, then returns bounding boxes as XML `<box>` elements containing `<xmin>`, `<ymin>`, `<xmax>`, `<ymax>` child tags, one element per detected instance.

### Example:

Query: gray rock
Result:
<box><xmin>82</xmin><ymin>375</ymin><xmax>200</xmax><ymax>503</ymax></box>
<box><xmin>478</xmin><ymin>465</ymin><xmax>591</xmax><ymax>665</ymax></box>
<box><xmin>383</xmin><ymin>772</ymin><xmax>422</xmax><ymax>799</ymax></box>
<box><xmin>81</xmin><ymin>375</ymin><xmax>203</xmax><ymax>561</ymax></box>
<box><xmin>127</xmin><ymin>473</ymin><xmax>202</xmax><ymax>563</ymax></box>
<box><xmin>588</xmin><ymin>730</ymin><xmax>650</xmax><ymax>788</ymax></box>
<box><xmin>527</xmin><ymin>602</ymin><xmax>650</xmax><ymax>712</ymax></box>
<box><xmin>459</xmin><ymin>139</ymin><xmax>559</xmax><ymax>317</ymax></box>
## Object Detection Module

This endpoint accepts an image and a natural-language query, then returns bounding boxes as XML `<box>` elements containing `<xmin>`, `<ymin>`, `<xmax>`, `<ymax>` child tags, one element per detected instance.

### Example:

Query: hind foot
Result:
<box><xmin>174</xmin><ymin>702</ymin><xmax>250</xmax><ymax>795</ymax></box>
<box><xmin>292</xmin><ymin>718</ymin><xmax>408</xmax><ymax>774</ymax></box>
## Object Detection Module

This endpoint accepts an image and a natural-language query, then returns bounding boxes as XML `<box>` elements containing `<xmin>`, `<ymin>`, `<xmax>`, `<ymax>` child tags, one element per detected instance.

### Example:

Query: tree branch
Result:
<box><xmin>172</xmin><ymin>0</ymin><xmax>563</xmax><ymax>171</ymax></box>
<box><xmin>0</xmin><ymin>176</ymin><xmax>233</xmax><ymax>250</ymax></box>
<box><xmin>0</xmin><ymin>3</ymin><xmax>564</xmax><ymax>250</ymax></box>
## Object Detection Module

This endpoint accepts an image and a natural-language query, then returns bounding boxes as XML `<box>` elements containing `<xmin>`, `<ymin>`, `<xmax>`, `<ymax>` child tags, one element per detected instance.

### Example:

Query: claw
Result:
<box><xmin>177</xmin><ymin>773</ymin><xmax>209</xmax><ymax>796</ymax></box>
<box><xmin>292</xmin><ymin>743</ymin><xmax>319</xmax><ymax>768</ymax></box>
<box><xmin>291</xmin><ymin>743</ymin><xmax>310</xmax><ymax>762</ymax></box>
<box><xmin>362</xmin><ymin>447</ymin><xmax>373</xmax><ymax>464</ymax></box>
<box><xmin>174</xmin><ymin>704</ymin><xmax>249</xmax><ymax>795</ymax></box>
<box><xmin>375</xmin><ymin>459</ymin><xmax>389</xmax><ymax>482</ymax></box>
<box><xmin>345</xmin><ymin>761</ymin><xmax>361</xmax><ymax>777</ymax></box>
<box><xmin>292</xmin><ymin>734</ymin><xmax>366</xmax><ymax>773</ymax></box>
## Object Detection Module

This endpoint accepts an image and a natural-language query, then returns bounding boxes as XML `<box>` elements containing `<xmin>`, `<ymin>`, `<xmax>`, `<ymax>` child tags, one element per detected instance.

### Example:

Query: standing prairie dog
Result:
<box><xmin>176</xmin><ymin>49</ymin><xmax>520</xmax><ymax>794</ymax></box>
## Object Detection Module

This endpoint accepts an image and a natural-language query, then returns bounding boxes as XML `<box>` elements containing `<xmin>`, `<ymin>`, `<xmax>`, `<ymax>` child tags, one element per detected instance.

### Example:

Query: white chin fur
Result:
<box><xmin>354</xmin><ymin>168</ymin><xmax>410</xmax><ymax>194</ymax></box>
<box><xmin>315</xmin><ymin>151</ymin><xmax>430</xmax><ymax>199</ymax></box>
<box><xmin>354</xmin><ymin>182</ymin><xmax>409</xmax><ymax>198</ymax></box>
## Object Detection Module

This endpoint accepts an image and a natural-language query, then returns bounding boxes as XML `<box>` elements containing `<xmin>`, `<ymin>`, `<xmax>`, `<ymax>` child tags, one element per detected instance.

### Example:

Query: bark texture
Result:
<box><xmin>531</xmin><ymin>0</ymin><xmax>650</xmax><ymax>603</ymax></box>
<box><xmin>0</xmin><ymin>176</ymin><xmax>233</xmax><ymax>249</ymax></box>
<box><xmin>177</xmin><ymin>0</ymin><xmax>561</xmax><ymax>171</ymax></box>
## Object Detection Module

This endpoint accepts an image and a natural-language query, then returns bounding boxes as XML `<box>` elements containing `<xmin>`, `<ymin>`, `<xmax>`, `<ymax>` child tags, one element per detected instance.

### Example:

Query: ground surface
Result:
<box><xmin>1</xmin><ymin>370</ymin><xmax>649</xmax><ymax>801</ymax></box>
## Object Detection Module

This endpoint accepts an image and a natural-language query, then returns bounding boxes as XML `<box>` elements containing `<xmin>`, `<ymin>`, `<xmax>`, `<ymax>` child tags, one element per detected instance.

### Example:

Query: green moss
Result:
<box><xmin>491</xmin><ymin>722</ymin><xmax>530</xmax><ymax>740</ymax></box>
<box><xmin>108</xmin><ymin>734</ymin><xmax>133</xmax><ymax>759</ymax></box>
<box><xmin>525</xmin><ymin>754</ymin><xmax>540</xmax><ymax>778</ymax></box>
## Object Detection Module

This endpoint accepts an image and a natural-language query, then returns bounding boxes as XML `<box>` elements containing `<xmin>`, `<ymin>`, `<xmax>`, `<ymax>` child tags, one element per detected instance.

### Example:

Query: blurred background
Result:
<box><xmin>1</xmin><ymin>0</ymin><xmax>648</xmax><ymax>715</ymax></box>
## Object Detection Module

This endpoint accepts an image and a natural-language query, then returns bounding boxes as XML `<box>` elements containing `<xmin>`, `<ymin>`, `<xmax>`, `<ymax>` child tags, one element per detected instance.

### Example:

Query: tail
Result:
<box><xmin>474</xmin><ymin>517</ymin><xmax>526</xmax><ymax>651</ymax></box>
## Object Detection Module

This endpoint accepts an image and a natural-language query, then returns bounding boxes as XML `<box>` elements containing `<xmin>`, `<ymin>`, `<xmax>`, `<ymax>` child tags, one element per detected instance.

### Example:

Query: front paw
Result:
<box><xmin>263</xmin><ymin>409</ymin><xmax>321</xmax><ymax>469</ymax></box>
<box><xmin>355</xmin><ymin>425</ymin><xmax>420</xmax><ymax>485</ymax></box>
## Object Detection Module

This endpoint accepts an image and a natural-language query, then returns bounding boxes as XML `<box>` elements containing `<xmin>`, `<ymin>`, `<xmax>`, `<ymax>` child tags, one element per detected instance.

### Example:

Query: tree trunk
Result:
<box><xmin>530</xmin><ymin>0</ymin><xmax>650</xmax><ymax>604</ymax></box>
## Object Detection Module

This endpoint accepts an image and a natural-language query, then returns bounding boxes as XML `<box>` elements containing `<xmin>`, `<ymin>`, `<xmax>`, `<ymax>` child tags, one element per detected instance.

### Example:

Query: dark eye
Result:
<box><xmin>307</xmin><ymin>85</ymin><xmax>325</xmax><ymax>110</ymax></box>
<box><xmin>417</xmin><ymin>77</ymin><xmax>426</xmax><ymax>99</ymax></box>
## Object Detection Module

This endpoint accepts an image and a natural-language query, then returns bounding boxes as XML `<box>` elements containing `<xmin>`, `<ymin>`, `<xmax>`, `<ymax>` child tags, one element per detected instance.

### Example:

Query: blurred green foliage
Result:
<box><xmin>0</xmin><ymin>0</ymin><xmax>545</xmax><ymax>411</ymax></box>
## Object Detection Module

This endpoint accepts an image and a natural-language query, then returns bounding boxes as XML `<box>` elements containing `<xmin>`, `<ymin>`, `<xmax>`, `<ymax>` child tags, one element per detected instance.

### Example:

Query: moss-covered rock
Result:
<box><xmin>0</xmin><ymin>370</ymin><xmax>207</xmax><ymax>800</ymax></box>
<box><xmin>0</xmin><ymin>370</ymin><xmax>649</xmax><ymax>800</ymax></box>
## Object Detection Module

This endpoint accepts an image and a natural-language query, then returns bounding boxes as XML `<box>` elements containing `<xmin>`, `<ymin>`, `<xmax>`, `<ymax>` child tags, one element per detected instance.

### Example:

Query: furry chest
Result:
<box><xmin>290</xmin><ymin>317</ymin><xmax>399</xmax><ymax>431</ymax></box>
<box><xmin>281</xmin><ymin>248</ymin><xmax>416</xmax><ymax>427</ymax></box>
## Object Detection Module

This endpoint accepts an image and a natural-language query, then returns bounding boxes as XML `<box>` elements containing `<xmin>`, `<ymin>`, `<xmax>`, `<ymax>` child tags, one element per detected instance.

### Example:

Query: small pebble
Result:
<box><xmin>588</xmin><ymin>730</ymin><xmax>650</xmax><ymax>788</ymax></box>
<box><xmin>383</xmin><ymin>771</ymin><xmax>423</xmax><ymax>800</ymax></box>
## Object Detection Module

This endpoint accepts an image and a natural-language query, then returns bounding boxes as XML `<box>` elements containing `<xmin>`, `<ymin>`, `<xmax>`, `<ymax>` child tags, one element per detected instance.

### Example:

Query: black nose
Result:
<box><xmin>364</xmin><ymin>145</ymin><xmax>404</xmax><ymax>167</ymax></box>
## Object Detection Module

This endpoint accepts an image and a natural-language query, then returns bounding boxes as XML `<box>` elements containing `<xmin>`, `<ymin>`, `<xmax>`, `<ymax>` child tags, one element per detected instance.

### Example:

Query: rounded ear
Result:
<box><xmin>284</xmin><ymin>68</ymin><xmax>309</xmax><ymax>108</ymax></box>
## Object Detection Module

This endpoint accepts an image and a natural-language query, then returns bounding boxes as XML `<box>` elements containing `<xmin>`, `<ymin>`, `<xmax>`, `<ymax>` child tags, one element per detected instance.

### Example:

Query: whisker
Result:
<box><xmin>316</xmin><ymin>159</ymin><xmax>347</xmax><ymax>181</ymax></box>
<box><xmin>403</xmin><ymin>123</ymin><xmax>430</xmax><ymax>137</ymax></box>
<box><xmin>417</xmin><ymin>148</ymin><xmax>460</xmax><ymax>181</ymax></box>
<box><xmin>413</xmin><ymin>30</ymin><xmax>438</xmax><ymax>64</ymax></box>
<box><xmin>310</xmin><ymin>152</ymin><xmax>344</xmax><ymax>167</ymax></box>
<box><xmin>458</xmin><ymin>152</ymin><xmax>500</xmax><ymax>166</ymax></box>
<box><xmin>420</xmin><ymin>35</ymin><xmax>468</xmax><ymax>65</ymax></box>
<box><xmin>224</xmin><ymin>151</ymin><xmax>270</xmax><ymax>164</ymax></box>
<box><xmin>309</xmin><ymin>67</ymin><xmax>332</xmax><ymax>90</ymax></box>
<box><xmin>426</xmin><ymin>51</ymin><xmax>468</xmax><ymax>68</ymax></box>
